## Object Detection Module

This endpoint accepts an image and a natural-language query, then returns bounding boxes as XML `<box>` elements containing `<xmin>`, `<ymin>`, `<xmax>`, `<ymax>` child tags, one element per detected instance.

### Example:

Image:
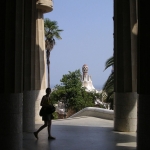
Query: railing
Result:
<box><xmin>69</xmin><ymin>107</ymin><xmax>114</xmax><ymax>120</ymax></box>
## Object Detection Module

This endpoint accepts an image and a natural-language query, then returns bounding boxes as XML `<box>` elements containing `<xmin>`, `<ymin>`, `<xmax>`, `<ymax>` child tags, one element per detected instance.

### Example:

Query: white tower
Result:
<box><xmin>81</xmin><ymin>64</ymin><xmax>96</xmax><ymax>92</ymax></box>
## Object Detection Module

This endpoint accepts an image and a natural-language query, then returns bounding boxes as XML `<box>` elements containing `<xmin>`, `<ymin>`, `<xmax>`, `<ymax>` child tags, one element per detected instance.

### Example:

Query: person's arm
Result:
<box><xmin>40</xmin><ymin>96</ymin><xmax>50</xmax><ymax>107</ymax></box>
<box><xmin>40</xmin><ymin>97</ymin><xmax>44</xmax><ymax>106</ymax></box>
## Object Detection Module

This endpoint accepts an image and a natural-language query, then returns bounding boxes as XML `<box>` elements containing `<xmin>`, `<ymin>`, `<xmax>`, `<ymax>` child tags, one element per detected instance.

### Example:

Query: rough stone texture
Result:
<box><xmin>0</xmin><ymin>93</ymin><xmax>23</xmax><ymax>150</ymax></box>
<box><xmin>23</xmin><ymin>90</ymin><xmax>45</xmax><ymax>132</ymax></box>
<box><xmin>114</xmin><ymin>92</ymin><xmax>137</xmax><ymax>131</ymax></box>
<box><xmin>36</xmin><ymin>10</ymin><xmax>47</xmax><ymax>89</ymax></box>
<box><xmin>36</xmin><ymin>0</ymin><xmax>53</xmax><ymax>13</ymax></box>
<box><xmin>57</xmin><ymin>113</ymin><xmax>66</xmax><ymax>119</ymax></box>
<box><xmin>67</xmin><ymin>109</ymin><xmax>76</xmax><ymax>118</ymax></box>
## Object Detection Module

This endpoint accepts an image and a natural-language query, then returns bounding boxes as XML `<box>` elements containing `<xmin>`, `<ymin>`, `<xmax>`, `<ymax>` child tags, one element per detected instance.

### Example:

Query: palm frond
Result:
<box><xmin>104</xmin><ymin>56</ymin><xmax>114</xmax><ymax>71</ymax></box>
<box><xmin>44</xmin><ymin>18</ymin><xmax>63</xmax><ymax>51</ymax></box>
<box><xmin>102</xmin><ymin>55</ymin><xmax>114</xmax><ymax>105</ymax></box>
<box><xmin>104</xmin><ymin>91</ymin><xmax>114</xmax><ymax>103</ymax></box>
<box><xmin>103</xmin><ymin>72</ymin><xmax>114</xmax><ymax>90</ymax></box>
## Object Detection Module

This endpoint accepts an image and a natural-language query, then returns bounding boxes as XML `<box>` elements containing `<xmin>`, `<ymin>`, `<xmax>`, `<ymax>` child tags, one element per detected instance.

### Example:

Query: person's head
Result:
<box><xmin>46</xmin><ymin>88</ymin><xmax>51</xmax><ymax>95</ymax></box>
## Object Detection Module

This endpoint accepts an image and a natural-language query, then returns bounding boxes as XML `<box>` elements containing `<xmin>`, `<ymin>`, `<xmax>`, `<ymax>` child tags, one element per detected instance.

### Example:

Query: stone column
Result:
<box><xmin>0</xmin><ymin>0</ymin><xmax>24</xmax><ymax>149</ymax></box>
<box><xmin>137</xmin><ymin>1</ymin><xmax>150</xmax><ymax>149</ymax></box>
<box><xmin>23</xmin><ymin>0</ymin><xmax>37</xmax><ymax>132</ymax></box>
<box><xmin>35</xmin><ymin>0</ymin><xmax>53</xmax><ymax>122</ymax></box>
<box><xmin>23</xmin><ymin>0</ymin><xmax>53</xmax><ymax>132</ymax></box>
<box><xmin>36</xmin><ymin>0</ymin><xmax>53</xmax><ymax>88</ymax></box>
<box><xmin>23</xmin><ymin>90</ymin><xmax>45</xmax><ymax>131</ymax></box>
<box><xmin>130</xmin><ymin>0</ymin><xmax>137</xmax><ymax>92</ymax></box>
<box><xmin>34</xmin><ymin>10</ymin><xmax>47</xmax><ymax>123</ymax></box>
<box><xmin>114</xmin><ymin>0</ymin><xmax>137</xmax><ymax>132</ymax></box>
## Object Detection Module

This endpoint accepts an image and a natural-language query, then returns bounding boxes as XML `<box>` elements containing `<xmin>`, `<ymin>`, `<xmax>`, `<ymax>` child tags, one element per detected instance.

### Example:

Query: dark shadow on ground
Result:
<box><xmin>23</xmin><ymin>123</ymin><xmax>136</xmax><ymax>150</ymax></box>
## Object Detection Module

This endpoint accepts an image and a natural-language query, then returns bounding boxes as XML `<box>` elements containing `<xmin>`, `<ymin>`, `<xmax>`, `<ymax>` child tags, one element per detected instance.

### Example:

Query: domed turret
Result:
<box><xmin>82</xmin><ymin>64</ymin><xmax>88</xmax><ymax>74</ymax></box>
<box><xmin>81</xmin><ymin>64</ymin><xmax>97</xmax><ymax>92</ymax></box>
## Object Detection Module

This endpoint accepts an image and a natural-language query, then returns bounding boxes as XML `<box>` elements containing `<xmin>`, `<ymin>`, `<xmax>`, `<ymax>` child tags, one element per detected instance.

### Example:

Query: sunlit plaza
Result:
<box><xmin>24</xmin><ymin>116</ymin><xmax>136</xmax><ymax>150</ymax></box>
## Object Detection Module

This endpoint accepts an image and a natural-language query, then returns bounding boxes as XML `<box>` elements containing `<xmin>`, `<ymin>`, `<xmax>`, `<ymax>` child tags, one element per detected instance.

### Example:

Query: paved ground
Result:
<box><xmin>23</xmin><ymin>116</ymin><xmax>136</xmax><ymax>150</ymax></box>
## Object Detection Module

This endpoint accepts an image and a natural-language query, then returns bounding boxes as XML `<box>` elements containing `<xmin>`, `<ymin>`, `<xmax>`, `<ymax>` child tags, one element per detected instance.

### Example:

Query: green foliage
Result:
<box><xmin>52</xmin><ymin>112</ymin><xmax>59</xmax><ymax>120</ymax></box>
<box><xmin>102</xmin><ymin>72</ymin><xmax>114</xmax><ymax>103</ymax></box>
<box><xmin>101</xmin><ymin>56</ymin><xmax>114</xmax><ymax>109</ymax></box>
<box><xmin>50</xmin><ymin>69</ymin><xmax>96</xmax><ymax>112</ymax></box>
<box><xmin>103</xmin><ymin>56</ymin><xmax>114</xmax><ymax>71</ymax></box>
<box><xmin>50</xmin><ymin>85</ymin><xmax>66</xmax><ymax>104</ymax></box>
<box><xmin>44</xmin><ymin>18</ymin><xmax>63</xmax><ymax>51</ymax></box>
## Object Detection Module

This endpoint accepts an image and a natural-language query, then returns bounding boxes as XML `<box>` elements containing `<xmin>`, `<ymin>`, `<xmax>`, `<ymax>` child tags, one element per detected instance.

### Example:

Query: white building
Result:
<box><xmin>81</xmin><ymin>64</ymin><xmax>101</xmax><ymax>93</ymax></box>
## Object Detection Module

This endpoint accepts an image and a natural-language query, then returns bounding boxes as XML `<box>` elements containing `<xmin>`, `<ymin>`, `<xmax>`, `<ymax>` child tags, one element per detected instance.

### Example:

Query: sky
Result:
<box><xmin>44</xmin><ymin>0</ymin><xmax>113</xmax><ymax>89</ymax></box>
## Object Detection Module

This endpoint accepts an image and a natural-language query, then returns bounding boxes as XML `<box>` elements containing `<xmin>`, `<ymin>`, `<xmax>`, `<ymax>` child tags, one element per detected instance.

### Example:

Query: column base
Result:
<box><xmin>114</xmin><ymin>92</ymin><xmax>137</xmax><ymax>132</ymax></box>
<box><xmin>23</xmin><ymin>90</ymin><xmax>45</xmax><ymax>132</ymax></box>
<box><xmin>0</xmin><ymin>93</ymin><xmax>23</xmax><ymax>150</ymax></box>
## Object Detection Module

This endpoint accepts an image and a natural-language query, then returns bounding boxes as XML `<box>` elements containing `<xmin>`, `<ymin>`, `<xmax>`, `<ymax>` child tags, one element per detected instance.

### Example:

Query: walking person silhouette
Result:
<box><xmin>34</xmin><ymin>88</ymin><xmax>55</xmax><ymax>140</ymax></box>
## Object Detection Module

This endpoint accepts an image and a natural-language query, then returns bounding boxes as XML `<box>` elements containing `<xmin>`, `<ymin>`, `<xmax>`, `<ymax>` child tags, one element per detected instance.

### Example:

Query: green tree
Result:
<box><xmin>50</xmin><ymin>69</ymin><xmax>95</xmax><ymax>112</ymax></box>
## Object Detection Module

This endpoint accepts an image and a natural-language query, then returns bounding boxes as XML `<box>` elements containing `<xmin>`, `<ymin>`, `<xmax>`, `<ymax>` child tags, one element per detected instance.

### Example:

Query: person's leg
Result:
<box><xmin>47</xmin><ymin>120</ymin><xmax>51</xmax><ymax>137</ymax></box>
<box><xmin>34</xmin><ymin>121</ymin><xmax>47</xmax><ymax>139</ymax></box>
<box><xmin>48</xmin><ymin>120</ymin><xmax>55</xmax><ymax>139</ymax></box>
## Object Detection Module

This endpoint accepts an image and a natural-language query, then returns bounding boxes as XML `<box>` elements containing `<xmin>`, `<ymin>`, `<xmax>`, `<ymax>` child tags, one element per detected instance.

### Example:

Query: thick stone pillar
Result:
<box><xmin>23</xmin><ymin>90</ymin><xmax>45</xmax><ymax>131</ymax></box>
<box><xmin>34</xmin><ymin>10</ymin><xmax>47</xmax><ymax>122</ymax></box>
<box><xmin>0</xmin><ymin>94</ymin><xmax>23</xmax><ymax>149</ymax></box>
<box><xmin>130</xmin><ymin>0</ymin><xmax>137</xmax><ymax>91</ymax></box>
<box><xmin>34</xmin><ymin>0</ymin><xmax>53</xmax><ymax>122</ymax></box>
<box><xmin>114</xmin><ymin>0</ymin><xmax>137</xmax><ymax>132</ymax></box>
<box><xmin>114</xmin><ymin>93</ymin><xmax>137</xmax><ymax>131</ymax></box>
<box><xmin>137</xmin><ymin>1</ymin><xmax>150</xmax><ymax>149</ymax></box>
<box><xmin>36</xmin><ymin>0</ymin><xmax>53</xmax><ymax>87</ymax></box>
<box><xmin>23</xmin><ymin>0</ymin><xmax>37</xmax><ymax>132</ymax></box>
<box><xmin>0</xmin><ymin>0</ymin><xmax>24</xmax><ymax>149</ymax></box>
<box><xmin>23</xmin><ymin>0</ymin><xmax>53</xmax><ymax>132</ymax></box>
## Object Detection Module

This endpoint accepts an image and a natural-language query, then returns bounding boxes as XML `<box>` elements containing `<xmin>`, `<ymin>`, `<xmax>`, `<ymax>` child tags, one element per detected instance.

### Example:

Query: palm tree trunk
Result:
<box><xmin>46</xmin><ymin>49</ymin><xmax>50</xmax><ymax>87</ymax></box>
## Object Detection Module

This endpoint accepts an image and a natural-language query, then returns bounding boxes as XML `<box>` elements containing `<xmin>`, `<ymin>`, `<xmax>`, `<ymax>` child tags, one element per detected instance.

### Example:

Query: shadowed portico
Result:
<box><xmin>23</xmin><ymin>117</ymin><xmax>136</xmax><ymax>150</ymax></box>
<box><xmin>1</xmin><ymin>0</ymin><xmax>150</xmax><ymax>150</ymax></box>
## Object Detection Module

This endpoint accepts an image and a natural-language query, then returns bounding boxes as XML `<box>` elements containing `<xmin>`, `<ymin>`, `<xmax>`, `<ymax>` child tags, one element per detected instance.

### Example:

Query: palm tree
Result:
<box><xmin>101</xmin><ymin>56</ymin><xmax>114</xmax><ymax>109</ymax></box>
<box><xmin>103</xmin><ymin>56</ymin><xmax>114</xmax><ymax>71</ymax></box>
<box><xmin>44</xmin><ymin>18</ymin><xmax>63</xmax><ymax>87</ymax></box>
